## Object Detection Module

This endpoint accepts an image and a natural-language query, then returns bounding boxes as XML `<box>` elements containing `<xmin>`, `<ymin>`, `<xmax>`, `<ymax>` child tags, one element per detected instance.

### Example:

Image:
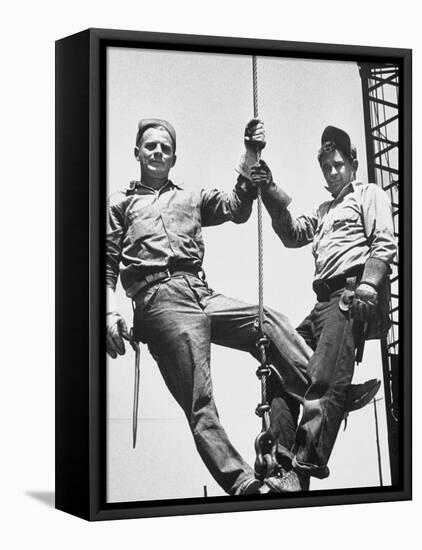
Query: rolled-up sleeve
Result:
<box><xmin>200</xmin><ymin>185</ymin><xmax>253</xmax><ymax>226</ymax></box>
<box><xmin>106</xmin><ymin>194</ymin><xmax>125</xmax><ymax>290</ymax></box>
<box><xmin>361</xmin><ymin>184</ymin><xmax>397</xmax><ymax>265</ymax></box>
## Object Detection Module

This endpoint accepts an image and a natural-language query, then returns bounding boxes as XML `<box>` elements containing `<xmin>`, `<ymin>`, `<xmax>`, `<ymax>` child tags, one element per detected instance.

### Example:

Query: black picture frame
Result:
<box><xmin>55</xmin><ymin>27</ymin><xmax>412</xmax><ymax>521</ymax></box>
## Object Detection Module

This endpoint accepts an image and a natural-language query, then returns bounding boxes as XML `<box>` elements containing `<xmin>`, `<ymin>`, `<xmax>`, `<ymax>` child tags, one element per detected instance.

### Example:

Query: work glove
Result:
<box><xmin>350</xmin><ymin>283</ymin><xmax>378</xmax><ymax>322</ymax></box>
<box><xmin>236</xmin><ymin>174</ymin><xmax>258</xmax><ymax>200</ymax></box>
<box><xmin>236</xmin><ymin>119</ymin><xmax>266</xmax><ymax>180</ymax></box>
<box><xmin>244</xmin><ymin>118</ymin><xmax>266</xmax><ymax>151</ymax></box>
<box><xmin>250</xmin><ymin>159</ymin><xmax>274</xmax><ymax>189</ymax></box>
<box><xmin>107</xmin><ymin>312</ymin><xmax>130</xmax><ymax>359</ymax></box>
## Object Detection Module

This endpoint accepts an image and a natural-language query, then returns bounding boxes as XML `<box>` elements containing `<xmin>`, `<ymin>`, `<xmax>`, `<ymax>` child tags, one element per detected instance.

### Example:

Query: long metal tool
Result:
<box><xmin>129</xmin><ymin>330</ymin><xmax>141</xmax><ymax>449</ymax></box>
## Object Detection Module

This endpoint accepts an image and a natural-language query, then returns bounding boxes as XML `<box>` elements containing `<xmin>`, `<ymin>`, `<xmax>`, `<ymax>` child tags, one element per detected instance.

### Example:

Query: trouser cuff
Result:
<box><xmin>292</xmin><ymin>456</ymin><xmax>330</xmax><ymax>479</ymax></box>
<box><xmin>275</xmin><ymin>444</ymin><xmax>295</xmax><ymax>469</ymax></box>
<box><xmin>231</xmin><ymin>473</ymin><xmax>259</xmax><ymax>495</ymax></box>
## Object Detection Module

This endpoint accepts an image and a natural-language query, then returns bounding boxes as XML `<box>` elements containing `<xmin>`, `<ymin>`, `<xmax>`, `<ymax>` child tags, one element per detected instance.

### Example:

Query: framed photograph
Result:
<box><xmin>55</xmin><ymin>28</ymin><xmax>412</xmax><ymax>521</ymax></box>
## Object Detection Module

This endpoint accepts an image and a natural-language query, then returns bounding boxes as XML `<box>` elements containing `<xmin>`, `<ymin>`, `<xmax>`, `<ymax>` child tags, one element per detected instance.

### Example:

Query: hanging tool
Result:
<box><xmin>129</xmin><ymin>328</ymin><xmax>141</xmax><ymax>449</ymax></box>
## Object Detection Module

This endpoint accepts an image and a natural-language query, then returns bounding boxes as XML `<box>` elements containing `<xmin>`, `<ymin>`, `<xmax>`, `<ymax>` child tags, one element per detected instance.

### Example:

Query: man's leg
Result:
<box><xmin>292</xmin><ymin>293</ymin><xmax>357</xmax><ymax>479</ymax></box>
<box><xmin>199</xmin><ymin>289</ymin><xmax>311</xmax><ymax>396</ymax></box>
<box><xmin>193</xmin><ymin>278</ymin><xmax>376</xmax><ymax>484</ymax></box>
<box><xmin>180</xmin><ymin>276</ymin><xmax>376</xmax><ymax>492</ymax></box>
<box><xmin>192</xmin><ymin>278</ymin><xmax>312</xmax><ymax>465</ymax></box>
<box><xmin>133</xmin><ymin>275</ymin><xmax>256</xmax><ymax>495</ymax></box>
<box><xmin>266</xmin><ymin>311</ymin><xmax>316</xmax><ymax>467</ymax></box>
<box><xmin>267</xmin><ymin>390</ymin><xmax>300</xmax><ymax>467</ymax></box>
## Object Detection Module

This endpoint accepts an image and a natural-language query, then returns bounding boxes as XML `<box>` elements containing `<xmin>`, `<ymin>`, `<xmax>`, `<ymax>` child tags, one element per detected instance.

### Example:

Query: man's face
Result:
<box><xmin>320</xmin><ymin>149</ymin><xmax>356</xmax><ymax>198</ymax></box>
<box><xmin>135</xmin><ymin>127</ymin><xmax>176</xmax><ymax>180</ymax></box>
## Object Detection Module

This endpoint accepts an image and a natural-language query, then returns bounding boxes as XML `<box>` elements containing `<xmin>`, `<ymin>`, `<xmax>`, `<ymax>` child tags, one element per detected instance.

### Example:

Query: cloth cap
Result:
<box><xmin>135</xmin><ymin>119</ymin><xmax>176</xmax><ymax>152</ymax></box>
<box><xmin>321</xmin><ymin>126</ymin><xmax>352</xmax><ymax>157</ymax></box>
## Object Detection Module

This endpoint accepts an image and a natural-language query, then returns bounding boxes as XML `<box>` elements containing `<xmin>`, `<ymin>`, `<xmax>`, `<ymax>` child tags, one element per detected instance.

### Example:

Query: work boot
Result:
<box><xmin>233</xmin><ymin>477</ymin><xmax>261</xmax><ymax>496</ymax></box>
<box><xmin>264</xmin><ymin>469</ymin><xmax>310</xmax><ymax>493</ymax></box>
<box><xmin>347</xmin><ymin>378</ymin><xmax>381</xmax><ymax>413</ymax></box>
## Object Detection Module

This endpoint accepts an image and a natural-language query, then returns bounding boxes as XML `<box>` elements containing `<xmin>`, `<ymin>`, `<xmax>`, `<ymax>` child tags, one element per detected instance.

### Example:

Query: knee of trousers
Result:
<box><xmin>188</xmin><ymin>397</ymin><xmax>220</xmax><ymax>435</ymax></box>
<box><xmin>306</xmin><ymin>379</ymin><xmax>331</xmax><ymax>400</ymax></box>
<box><xmin>191</xmin><ymin>413</ymin><xmax>221</xmax><ymax>438</ymax></box>
<box><xmin>262</xmin><ymin>306</ymin><xmax>289</xmax><ymax>328</ymax></box>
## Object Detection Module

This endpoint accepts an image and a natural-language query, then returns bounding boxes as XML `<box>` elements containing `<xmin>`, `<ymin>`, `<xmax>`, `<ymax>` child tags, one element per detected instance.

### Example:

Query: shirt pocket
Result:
<box><xmin>331</xmin><ymin>209</ymin><xmax>360</xmax><ymax>231</ymax></box>
<box><xmin>171</xmin><ymin>194</ymin><xmax>198</xmax><ymax>226</ymax></box>
<box><xmin>127</xmin><ymin>202</ymin><xmax>160</xmax><ymax>243</ymax></box>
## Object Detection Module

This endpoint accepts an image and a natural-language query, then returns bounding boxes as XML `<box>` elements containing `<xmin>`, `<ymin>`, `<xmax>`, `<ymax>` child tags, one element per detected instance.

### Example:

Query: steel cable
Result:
<box><xmin>252</xmin><ymin>55</ymin><xmax>265</xmax><ymax>336</ymax></box>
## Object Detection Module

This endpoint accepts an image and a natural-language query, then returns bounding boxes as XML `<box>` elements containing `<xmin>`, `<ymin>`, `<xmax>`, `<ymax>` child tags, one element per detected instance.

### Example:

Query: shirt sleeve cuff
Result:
<box><xmin>262</xmin><ymin>183</ymin><xmax>292</xmax><ymax>208</ymax></box>
<box><xmin>235</xmin><ymin>149</ymin><xmax>259</xmax><ymax>180</ymax></box>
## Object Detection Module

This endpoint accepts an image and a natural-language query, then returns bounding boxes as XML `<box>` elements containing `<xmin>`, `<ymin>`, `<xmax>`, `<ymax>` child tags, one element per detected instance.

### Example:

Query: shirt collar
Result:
<box><xmin>126</xmin><ymin>179</ymin><xmax>184</xmax><ymax>194</ymax></box>
<box><xmin>332</xmin><ymin>179</ymin><xmax>361</xmax><ymax>203</ymax></box>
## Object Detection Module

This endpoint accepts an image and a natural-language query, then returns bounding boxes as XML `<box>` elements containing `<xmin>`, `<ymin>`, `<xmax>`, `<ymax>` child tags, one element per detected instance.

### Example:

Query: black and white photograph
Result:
<box><xmin>104</xmin><ymin>42</ymin><xmax>405</xmax><ymax>505</ymax></box>
<box><xmin>4</xmin><ymin>0</ymin><xmax>420</xmax><ymax>546</ymax></box>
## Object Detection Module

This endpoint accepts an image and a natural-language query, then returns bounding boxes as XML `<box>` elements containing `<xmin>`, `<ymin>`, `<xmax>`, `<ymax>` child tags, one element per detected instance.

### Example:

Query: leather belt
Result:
<box><xmin>313</xmin><ymin>267</ymin><xmax>363</xmax><ymax>302</ymax></box>
<box><xmin>137</xmin><ymin>264</ymin><xmax>203</xmax><ymax>293</ymax></box>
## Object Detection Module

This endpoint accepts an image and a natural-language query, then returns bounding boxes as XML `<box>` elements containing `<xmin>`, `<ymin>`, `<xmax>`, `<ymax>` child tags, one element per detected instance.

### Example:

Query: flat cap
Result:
<box><xmin>135</xmin><ymin>119</ymin><xmax>176</xmax><ymax>151</ymax></box>
<box><xmin>321</xmin><ymin>125</ymin><xmax>352</xmax><ymax>157</ymax></box>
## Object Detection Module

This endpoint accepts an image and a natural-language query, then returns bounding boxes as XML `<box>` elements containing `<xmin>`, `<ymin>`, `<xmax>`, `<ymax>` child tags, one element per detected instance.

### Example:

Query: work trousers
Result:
<box><xmin>269</xmin><ymin>289</ymin><xmax>358</xmax><ymax>479</ymax></box>
<box><xmin>133</xmin><ymin>272</ymin><xmax>311</xmax><ymax>495</ymax></box>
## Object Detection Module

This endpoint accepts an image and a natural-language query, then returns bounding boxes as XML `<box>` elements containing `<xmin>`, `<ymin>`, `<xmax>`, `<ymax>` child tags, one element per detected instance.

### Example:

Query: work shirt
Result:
<box><xmin>106</xmin><ymin>179</ymin><xmax>253</xmax><ymax>297</ymax></box>
<box><xmin>269</xmin><ymin>181</ymin><xmax>397</xmax><ymax>283</ymax></box>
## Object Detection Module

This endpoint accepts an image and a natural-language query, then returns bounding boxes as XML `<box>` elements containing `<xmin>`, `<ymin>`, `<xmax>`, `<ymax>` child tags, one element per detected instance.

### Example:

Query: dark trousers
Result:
<box><xmin>133</xmin><ymin>273</ymin><xmax>312</xmax><ymax>494</ymax></box>
<box><xmin>269</xmin><ymin>289</ymin><xmax>358</xmax><ymax>478</ymax></box>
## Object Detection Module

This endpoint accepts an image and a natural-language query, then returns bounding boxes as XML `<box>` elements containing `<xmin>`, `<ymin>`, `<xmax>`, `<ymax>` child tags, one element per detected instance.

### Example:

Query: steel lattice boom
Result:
<box><xmin>359</xmin><ymin>63</ymin><xmax>400</xmax><ymax>485</ymax></box>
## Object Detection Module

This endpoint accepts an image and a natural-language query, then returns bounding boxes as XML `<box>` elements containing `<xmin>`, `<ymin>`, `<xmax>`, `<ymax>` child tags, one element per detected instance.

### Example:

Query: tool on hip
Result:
<box><xmin>355</xmin><ymin>321</ymin><xmax>368</xmax><ymax>364</ymax></box>
<box><xmin>251</xmin><ymin>56</ymin><xmax>280</xmax><ymax>481</ymax></box>
<box><xmin>339</xmin><ymin>275</ymin><xmax>369</xmax><ymax>364</ymax></box>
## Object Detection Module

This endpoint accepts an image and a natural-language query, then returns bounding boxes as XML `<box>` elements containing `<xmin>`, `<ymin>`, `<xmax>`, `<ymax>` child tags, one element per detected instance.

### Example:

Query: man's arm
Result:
<box><xmin>106</xmin><ymin>195</ymin><xmax>124</xmax><ymax>292</ymax></box>
<box><xmin>351</xmin><ymin>184</ymin><xmax>397</xmax><ymax>321</ymax></box>
<box><xmin>106</xmin><ymin>195</ymin><xmax>129</xmax><ymax>358</ymax></box>
<box><xmin>238</xmin><ymin>120</ymin><xmax>317</xmax><ymax>246</ymax></box>
<box><xmin>249</xmin><ymin>160</ymin><xmax>318</xmax><ymax>248</ymax></box>
<box><xmin>200</xmin><ymin>180</ymin><xmax>255</xmax><ymax>226</ymax></box>
<box><xmin>199</xmin><ymin>119</ymin><xmax>268</xmax><ymax>226</ymax></box>
<box><xmin>361</xmin><ymin>183</ymin><xmax>397</xmax><ymax>267</ymax></box>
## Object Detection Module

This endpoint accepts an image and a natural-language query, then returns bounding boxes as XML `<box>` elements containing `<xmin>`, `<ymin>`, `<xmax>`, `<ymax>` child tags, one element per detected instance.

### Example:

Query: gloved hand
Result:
<box><xmin>250</xmin><ymin>159</ymin><xmax>274</xmax><ymax>189</ymax></box>
<box><xmin>107</xmin><ymin>312</ymin><xmax>130</xmax><ymax>359</ymax></box>
<box><xmin>350</xmin><ymin>283</ymin><xmax>378</xmax><ymax>322</ymax></box>
<box><xmin>244</xmin><ymin>118</ymin><xmax>266</xmax><ymax>151</ymax></box>
<box><xmin>236</xmin><ymin>174</ymin><xmax>258</xmax><ymax>200</ymax></box>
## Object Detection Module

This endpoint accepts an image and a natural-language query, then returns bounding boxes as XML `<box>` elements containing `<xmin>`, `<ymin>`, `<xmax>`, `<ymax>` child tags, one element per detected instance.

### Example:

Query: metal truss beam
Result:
<box><xmin>358</xmin><ymin>62</ymin><xmax>400</xmax><ymax>485</ymax></box>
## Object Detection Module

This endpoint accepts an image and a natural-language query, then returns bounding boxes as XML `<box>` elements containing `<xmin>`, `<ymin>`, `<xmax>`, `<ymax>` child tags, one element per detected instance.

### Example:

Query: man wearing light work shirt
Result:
<box><xmin>247</xmin><ymin>125</ymin><xmax>397</xmax><ymax>491</ymax></box>
<box><xmin>106</xmin><ymin>118</ymin><xmax>315</xmax><ymax>496</ymax></box>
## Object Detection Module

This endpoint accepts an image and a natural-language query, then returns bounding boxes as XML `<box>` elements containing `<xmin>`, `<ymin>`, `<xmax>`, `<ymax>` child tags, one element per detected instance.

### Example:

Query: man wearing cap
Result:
<box><xmin>244</xmin><ymin>124</ymin><xmax>397</xmax><ymax>491</ymax></box>
<box><xmin>106</xmin><ymin>118</ymin><xmax>318</xmax><ymax>496</ymax></box>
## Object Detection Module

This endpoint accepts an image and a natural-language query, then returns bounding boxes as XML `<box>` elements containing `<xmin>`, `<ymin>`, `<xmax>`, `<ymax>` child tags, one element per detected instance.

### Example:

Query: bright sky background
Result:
<box><xmin>106</xmin><ymin>46</ymin><xmax>391</xmax><ymax>502</ymax></box>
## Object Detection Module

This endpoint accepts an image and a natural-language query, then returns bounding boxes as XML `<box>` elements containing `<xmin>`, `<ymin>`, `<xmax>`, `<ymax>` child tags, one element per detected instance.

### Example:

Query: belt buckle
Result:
<box><xmin>316</xmin><ymin>280</ymin><xmax>331</xmax><ymax>301</ymax></box>
<box><xmin>322</xmin><ymin>281</ymin><xmax>331</xmax><ymax>295</ymax></box>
